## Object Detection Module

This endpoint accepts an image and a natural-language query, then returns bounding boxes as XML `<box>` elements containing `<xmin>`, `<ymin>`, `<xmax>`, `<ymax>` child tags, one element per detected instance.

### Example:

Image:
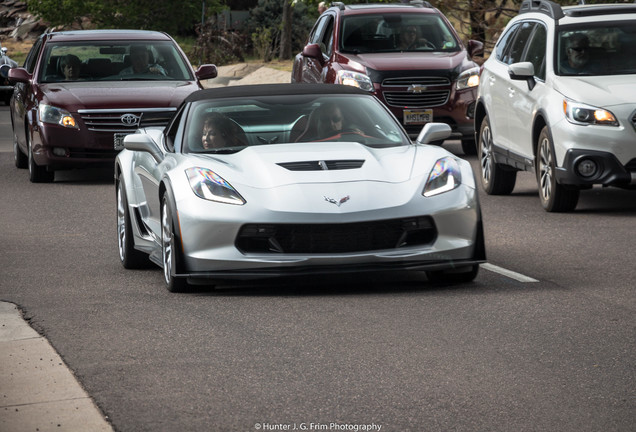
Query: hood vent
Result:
<box><xmin>277</xmin><ymin>159</ymin><xmax>365</xmax><ymax>171</ymax></box>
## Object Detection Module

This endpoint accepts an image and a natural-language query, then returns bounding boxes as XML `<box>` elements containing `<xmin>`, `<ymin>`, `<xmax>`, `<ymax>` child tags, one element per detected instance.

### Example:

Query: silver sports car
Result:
<box><xmin>115</xmin><ymin>84</ymin><xmax>486</xmax><ymax>292</ymax></box>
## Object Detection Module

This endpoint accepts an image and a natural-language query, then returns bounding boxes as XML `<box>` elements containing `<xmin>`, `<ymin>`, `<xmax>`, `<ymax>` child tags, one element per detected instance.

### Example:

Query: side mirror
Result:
<box><xmin>415</xmin><ymin>123</ymin><xmax>452</xmax><ymax>145</ymax></box>
<box><xmin>302</xmin><ymin>44</ymin><xmax>324</xmax><ymax>65</ymax></box>
<box><xmin>195</xmin><ymin>64</ymin><xmax>217</xmax><ymax>81</ymax></box>
<box><xmin>0</xmin><ymin>63</ymin><xmax>11</xmax><ymax>79</ymax></box>
<box><xmin>508</xmin><ymin>61</ymin><xmax>536</xmax><ymax>90</ymax></box>
<box><xmin>467</xmin><ymin>40</ymin><xmax>484</xmax><ymax>58</ymax></box>
<box><xmin>7</xmin><ymin>67</ymin><xmax>30</xmax><ymax>84</ymax></box>
<box><xmin>124</xmin><ymin>133</ymin><xmax>164</xmax><ymax>163</ymax></box>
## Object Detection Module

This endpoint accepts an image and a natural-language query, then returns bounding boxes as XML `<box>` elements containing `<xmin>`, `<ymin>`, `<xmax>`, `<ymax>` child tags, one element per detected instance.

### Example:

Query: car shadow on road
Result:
<box><xmin>52</xmin><ymin>165</ymin><xmax>114</xmax><ymax>185</ymax></box>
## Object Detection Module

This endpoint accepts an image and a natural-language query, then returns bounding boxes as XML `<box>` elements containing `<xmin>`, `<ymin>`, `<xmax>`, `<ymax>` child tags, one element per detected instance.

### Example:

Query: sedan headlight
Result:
<box><xmin>336</xmin><ymin>70</ymin><xmax>374</xmax><ymax>92</ymax></box>
<box><xmin>38</xmin><ymin>104</ymin><xmax>78</xmax><ymax>129</ymax></box>
<box><xmin>563</xmin><ymin>100</ymin><xmax>618</xmax><ymax>126</ymax></box>
<box><xmin>186</xmin><ymin>167</ymin><xmax>245</xmax><ymax>205</ymax></box>
<box><xmin>423</xmin><ymin>157</ymin><xmax>462</xmax><ymax>197</ymax></box>
<box><xmin>456</xmin><ymin>67</ymin><xmax>480</xmax><ymax>90</ymax></box>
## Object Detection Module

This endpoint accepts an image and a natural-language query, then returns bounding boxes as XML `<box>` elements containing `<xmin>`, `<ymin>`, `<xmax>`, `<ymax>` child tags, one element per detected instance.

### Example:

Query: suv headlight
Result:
<box><xmin>38</xmin><ymin>104</ymin><xmax>78</xmax><ymax>129</ymax></box>
<box><xmin>336</xmin><ymin>70</ymin><xmax>374</xmax><ymax>92</ymax></box>
<box><xmin>423</xmin><ymin>157</ymin><xmax>462</xmax><ymax>197</ymax></box>
<box><xmin>456</xmin><ymin>67</ymin><xmax>480</xmax><ymax>90</ymax></box>
<box><xmin>563</xmin><ymin>100</ymin><xmax>618</xmax><ymax>126</ymax></box>
<box><xmin>186</xmin><ymin>167</ymin><xmax>245</xmax><ymax>205</ymax></box>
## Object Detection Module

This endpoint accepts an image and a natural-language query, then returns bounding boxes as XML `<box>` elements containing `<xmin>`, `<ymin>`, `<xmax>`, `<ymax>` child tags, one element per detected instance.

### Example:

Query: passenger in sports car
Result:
<box><xmin>200</xmin><ymin>112</ymin><xmax>246</xmax><ymax>149</ymax></box>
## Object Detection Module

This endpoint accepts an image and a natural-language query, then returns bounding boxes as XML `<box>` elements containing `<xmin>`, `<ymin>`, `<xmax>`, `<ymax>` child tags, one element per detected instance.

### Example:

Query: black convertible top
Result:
<box><xmin>184</xmin><ymin>83</ymin><xmax>370</xmax><ymax>103</ymax></box>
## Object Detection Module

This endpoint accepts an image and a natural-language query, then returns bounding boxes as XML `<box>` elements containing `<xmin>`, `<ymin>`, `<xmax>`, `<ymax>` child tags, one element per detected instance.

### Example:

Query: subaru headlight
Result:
<box><xmin>336</xmin><ymin>70</ymin><xmax>374</xmax><ymax>92</ymax></box>
<box><xmin>423</xmin><ymin>157</ymin><xmax>462</xmax><ymax>197</ymax></box>
<box><xmin>38</xmin><ymin>104</ymin><xmax>78</xmax><ymax>129</ymax></box>
<box><xmin>563</xmin><ymin>100</ymin><xmax>618</xmax><ymax>126</ymax></box>
<box><xmin>186</xmin><ymin>167</ymin><xmax>245</xmax><ymax>205</ymax></box>
<box><xmin>456</xmin><ymin>67</ymin><xmax>480</xmax><ymax>90</ymax></box>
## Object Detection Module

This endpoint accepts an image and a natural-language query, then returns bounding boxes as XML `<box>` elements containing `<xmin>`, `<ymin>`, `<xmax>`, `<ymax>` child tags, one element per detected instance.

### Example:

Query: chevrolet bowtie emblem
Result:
<box><xmin>324</xmin><ymin>195</ymin><xmax>350</xmax><ymax>207</ymax></box>
<box><xmin>407</xmin><ymin>84</ymin><xmax>427</xmax><ymax>94</ymax></box>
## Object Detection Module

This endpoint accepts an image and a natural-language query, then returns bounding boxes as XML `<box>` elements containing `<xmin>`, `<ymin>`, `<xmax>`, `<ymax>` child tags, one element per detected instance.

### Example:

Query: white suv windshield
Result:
<box><xmin>557</xmin><ymin>21</ymin><xmax>636</xmax><ymax>76</ymax></box>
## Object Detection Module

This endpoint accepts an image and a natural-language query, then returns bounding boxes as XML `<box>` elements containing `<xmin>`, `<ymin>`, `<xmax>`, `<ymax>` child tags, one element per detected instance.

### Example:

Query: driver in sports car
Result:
<box><xmin>315</xmin><ymin>103</ymin><xmax>364</xmax><ymax>140</ymax></box>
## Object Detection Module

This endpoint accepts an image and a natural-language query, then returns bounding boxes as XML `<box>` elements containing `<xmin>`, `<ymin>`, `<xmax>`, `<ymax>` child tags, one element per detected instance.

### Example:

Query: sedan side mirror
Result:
<box><xmin>124</xmin><ymin>133</ymin><xmax>164</xmax><ymax>163</ymax></box>
<box><xmin>195</xmin><ymin>64</ymin><xmax>218</xmax><ymax>81</ymax></box>
<box><xmin>7</xmin><ymin>67</ymin><xmax>30</xmax><ymax>84</ymax></box>
<box><xmin>415</xmin><ymin>123</ymin><xmax>452</xmax><ymax>145</ymax></box>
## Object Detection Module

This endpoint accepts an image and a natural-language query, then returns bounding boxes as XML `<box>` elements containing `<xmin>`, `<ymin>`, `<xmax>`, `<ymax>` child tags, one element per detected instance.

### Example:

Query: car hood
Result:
<box><xmin>338</xmin><ymin>50</ymin><xmax>472</xmax><ymax>77</ymax></box>
<box><xmin>41</xmin><ymin>81</ymin><xmax>200</xmax><ymax>111</ymax></box>
<box><xmin>189</xmin><ymin>142</ymin><xmax>448</xmax><ymax>189</ymax></box>
<box><xmin>553</xmin><ymin>75</ymin><xmax>636</xmax><ymax>107</ymax></box>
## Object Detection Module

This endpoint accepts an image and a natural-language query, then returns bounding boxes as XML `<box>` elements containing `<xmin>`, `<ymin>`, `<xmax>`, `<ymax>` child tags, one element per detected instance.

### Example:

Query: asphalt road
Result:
<box><xmin>1</xmin><ymin>104</ymin><xmax>634</xmax><ymax>432</ymax></box>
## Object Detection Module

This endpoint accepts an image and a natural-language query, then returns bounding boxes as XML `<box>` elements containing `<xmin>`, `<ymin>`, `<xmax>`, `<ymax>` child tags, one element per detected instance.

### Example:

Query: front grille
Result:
<box><xmin>277</xmin><ymin>160</ymin><xmax>365</xmax><ymax>171</ymax></box>
<box><xmin>78</xmin><ymin>108</ymin><xmax>176</xmax><ymax>133</ymax></box>
<box><xmin>383</xmin><ymin>90</ymin><xmax>450</xmax><ymax>108</ymax></box>
<box><xmin>236</xmin><ymin>217</ymin><xmax>437</xmax><ymax>254</ymax></box>
<box><xmin>382</xmin><ymin>77</ymin><xmax>450</xmax><ymax>87</ymax></box>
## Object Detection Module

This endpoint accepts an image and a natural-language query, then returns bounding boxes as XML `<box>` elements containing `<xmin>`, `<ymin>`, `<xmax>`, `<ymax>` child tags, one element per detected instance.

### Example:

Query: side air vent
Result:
<box><xmin>277</xmin><ymin>160</ymin><xmax>365</xmax><ymax>171</ymax></box>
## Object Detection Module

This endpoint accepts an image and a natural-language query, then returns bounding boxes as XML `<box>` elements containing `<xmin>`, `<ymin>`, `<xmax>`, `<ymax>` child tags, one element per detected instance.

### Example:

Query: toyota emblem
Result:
<box><xmin>120</xmin><ymin>113</ymin><xmax>140</xmax><ymax>126</ymax></box>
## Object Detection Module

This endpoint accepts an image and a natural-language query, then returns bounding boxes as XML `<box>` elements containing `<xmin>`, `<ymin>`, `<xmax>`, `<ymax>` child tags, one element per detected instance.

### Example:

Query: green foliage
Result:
<box><xmin>28</xmin><ymin>0</ymin><xmax>226</xmax><ymax>36</ymax></box>
<box><xmin>193</xmin><ymin>23</ymin><xmax>247</xmax><ymax>66</ymax></box>
<box><xmin>247</xmin><ymin>0</ymin><xmax>315</xmax><ymax>60</ymax></box>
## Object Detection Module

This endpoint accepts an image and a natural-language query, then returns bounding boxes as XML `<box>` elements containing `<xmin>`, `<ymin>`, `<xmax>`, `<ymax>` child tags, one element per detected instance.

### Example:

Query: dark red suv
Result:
<box><xmin>292</xmin><ymin>1</ymin><xmax>483</xmax><ymax>154</ymax></box>
<box><xmin>9</xmin><ymin>30</ymin><xmax>217</xmax><ymax>182</ymax></box>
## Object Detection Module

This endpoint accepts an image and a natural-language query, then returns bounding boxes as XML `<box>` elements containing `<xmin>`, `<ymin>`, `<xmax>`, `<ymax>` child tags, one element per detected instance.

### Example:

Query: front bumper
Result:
<box><xmin>556</xmin><ymin>149</ymin><xmax>636</xmax><ymax>188</ymax></box>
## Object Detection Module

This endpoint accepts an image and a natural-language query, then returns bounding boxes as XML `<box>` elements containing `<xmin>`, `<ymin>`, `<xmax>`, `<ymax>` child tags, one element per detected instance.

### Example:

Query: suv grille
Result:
<box><xmin>236</xmin><ymin>217</ymin><xmax>437</xmax><ymax>254</ymax></box>
<box><xmin>78</xmin><ymin>108</ymin><xmax>176</xmax><ymax>133</ymax></box>
<box><xmin>381</xmin><ymin>76</ymin><xmax>450</xmax><ymax>108</ymax></box>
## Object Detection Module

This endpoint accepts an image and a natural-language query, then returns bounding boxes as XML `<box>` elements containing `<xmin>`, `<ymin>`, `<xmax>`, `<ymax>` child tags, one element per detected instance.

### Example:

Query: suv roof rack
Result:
<box><xmin>519</xmin><ymin>0</ymin><xmax>564</xmax><ymax>20</ymax></box>
<box><xmin>331</xmin><ymin>1</ymin><xmax>433</xmax><ymax>10</ymax></box>
<box><xmin>331</xmin><ymin>2</ymin><xmax>345</xmax><ymax>11</ymax></box>
<box><xmin>565</xmin><ymin>3</ymin><xmax>636</xmax><ymax>17</ymax></box>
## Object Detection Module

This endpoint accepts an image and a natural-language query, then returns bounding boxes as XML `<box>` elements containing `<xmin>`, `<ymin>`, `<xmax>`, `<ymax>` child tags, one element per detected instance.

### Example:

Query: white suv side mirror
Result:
<box><xmin>508</xmin><ymin>61</ymin><xmax>537</xmax><ymax>90</ymax></box>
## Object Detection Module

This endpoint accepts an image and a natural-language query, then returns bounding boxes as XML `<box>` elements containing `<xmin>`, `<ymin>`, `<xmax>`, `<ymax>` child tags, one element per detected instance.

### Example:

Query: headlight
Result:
<box><xmin>456</xmin><ymin>67</ymin><xmax>480</xmax><ymax>90</ymax></box>
<box><xmin>186</xmin><ymin>167</ymin><xmax>245</xmax><ymax>205</ymax></box>
<box><xmin>563</xmin><ymin>100</ymin><xmax>618</xmax><ymax>126</ymax></box>
<box><xmin>423</xmin><ymin>157</ymin><xmax>462</xmax><ymax>197</ymax></box>
<box><xmin>38</xmin><ymin>104</ymin><xmax>78</xmax><ymax>128</ymax></box>
<box><xmin>336</xmin><ymin>70</ymin><xmax>374</xmax><ymax>92</ymax></box>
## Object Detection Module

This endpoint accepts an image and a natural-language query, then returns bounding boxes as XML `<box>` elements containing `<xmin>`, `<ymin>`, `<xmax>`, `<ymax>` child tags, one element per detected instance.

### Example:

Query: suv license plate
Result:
<box><xmin>404</xmin><ymin>109</ymin><xmax>433</xmax><ymax>125</ymax></box>
<box><xmin>114</xmin><ymin>133</ymin><xmax>129</xmax><ymax>150</ymax></box>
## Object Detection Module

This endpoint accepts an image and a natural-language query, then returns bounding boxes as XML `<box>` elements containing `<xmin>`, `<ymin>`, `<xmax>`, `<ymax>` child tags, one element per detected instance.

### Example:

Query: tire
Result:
<box><xmin>27</xmin><ymin>132</ymin><xmax>54</xmax><ymax>183</ymax></box>
<box><xmin>461</xmin><ymin>138</ymin><xmax>477</xmax><ymax>156</ymax></box>
<box><xmin>426</xmin><ymin>264</ymin><xmax>480</xmax><ymax>284</ymax></box>
<box><xmin>117</xmin><ymin>178</ymin><xmax>148</xmax><ymax>269</ymax></box>
<box><xmin>161</xmin><ymin>194</ymin><xmax>189</xmax><ymax>293</ymax></box>
<box><xmin>14</xmin><ymin>132</ymin><xmax>27</xmax><ymax>169</ymax></box>
<box><xmin>536</xmin><ymin>126</ymin><xmax>579</xmax><ymax>212</ymax></box>
<box><xmin>478</xmin><ymin>115</ymin><xmax>516</xmax><ymax>195</ymax></box>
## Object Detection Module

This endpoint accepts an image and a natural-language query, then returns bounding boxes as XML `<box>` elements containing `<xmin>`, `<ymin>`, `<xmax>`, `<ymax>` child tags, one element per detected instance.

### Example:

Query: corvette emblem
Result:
<box><xmin>407</xmin><ymin>84</ymin><xmax>427</xmax><ymax>94</ymax></box>
<box><xmin>324</xmin><ymin>195</ymin><xmax>350</xmax><ymax>207</ymax></box>
<box><xmin>120</xmin><ymin>113</ymin><xmax>140</xmax><ymax>126</ymax></box>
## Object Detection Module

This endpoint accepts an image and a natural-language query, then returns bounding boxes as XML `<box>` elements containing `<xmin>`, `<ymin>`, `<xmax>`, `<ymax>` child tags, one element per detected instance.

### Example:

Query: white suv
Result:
<box><xmin>475</xmin><ymin>0</ymin><xmax>636</xmax><ymax>212</ymax></box>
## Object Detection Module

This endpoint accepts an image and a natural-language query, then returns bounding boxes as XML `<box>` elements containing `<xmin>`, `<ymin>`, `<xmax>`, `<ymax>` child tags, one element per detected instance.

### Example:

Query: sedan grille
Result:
<box><xmin>78</xmin><ymin>108</ymin><xmax>176</xmax><ymax>133</ymax></box>
<box><xmin>277</xmin><ymin>160</ymin><xmax>365</xmax><ymax>171</ymax></box>
<box><xmin>236</xmin><ymin>217</ymin><xmax>437</xmax><ymax>254</ymax></box>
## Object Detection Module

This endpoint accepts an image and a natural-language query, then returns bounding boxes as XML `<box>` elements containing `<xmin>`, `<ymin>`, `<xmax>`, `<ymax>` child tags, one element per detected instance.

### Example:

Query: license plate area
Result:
<box><xmin>114</xmin><ymin>133</ymin><xmax>130</xmax><ymax>150</ymax></box>
<box><xmin>403</xmin><ymin>109</ymin><xmax>433</xmax><ymax>125</ymax></box>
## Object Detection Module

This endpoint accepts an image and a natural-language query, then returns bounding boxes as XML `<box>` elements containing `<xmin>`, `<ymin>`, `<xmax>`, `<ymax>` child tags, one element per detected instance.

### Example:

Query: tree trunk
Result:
<box><xmin>279</xmin><ymin>1</ymin><xmax>292</xmax><ymax>60</ymax></box>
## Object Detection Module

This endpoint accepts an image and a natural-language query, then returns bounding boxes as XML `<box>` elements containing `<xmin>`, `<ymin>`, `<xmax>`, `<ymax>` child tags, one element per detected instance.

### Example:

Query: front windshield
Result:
<box><xmin>557</xmin><ymin>21</ymin><xmax>636</xmax><ymax>76</ymax></box>
<box><xmin>39</xmin><ymin>40</ymin><xmax>193</xmax><ymax>83</ymax></box>
<box><xmin>183</xmin><ymin>94</ymin><xmax>411</xmax><ymax>154</ymax></box>
<box><xmin>340</xmin><ymin>13</ymin><xmax>459</xmax><ymax>54</ymax></box>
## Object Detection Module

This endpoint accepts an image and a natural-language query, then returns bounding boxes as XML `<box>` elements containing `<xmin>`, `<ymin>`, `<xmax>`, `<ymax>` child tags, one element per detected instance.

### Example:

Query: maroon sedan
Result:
<box><xmin>9</xmin><ymin>29</ymin><xmax>217</xmax><ymax>182</ymax></box>
<box><xmin>292</xmin><ymin>2</ymin><xmax>483</xmax><ymax>155</ymax></box>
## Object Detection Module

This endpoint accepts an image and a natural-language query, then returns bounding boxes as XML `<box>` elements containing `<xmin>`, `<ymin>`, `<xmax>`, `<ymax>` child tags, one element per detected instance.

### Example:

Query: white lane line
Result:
<box><xmin>482</xmin><ymin>263</ymin><xmax>539</xmax><ymax>283</ymax></box>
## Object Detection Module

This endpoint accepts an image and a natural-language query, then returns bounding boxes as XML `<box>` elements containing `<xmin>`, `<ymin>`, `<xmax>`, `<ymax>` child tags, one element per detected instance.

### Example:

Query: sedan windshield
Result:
<box><xmin>557</xmin><ymin>21</ymin><xmax>636</xmax><ymax>76</ymax></box>
<box><xmin>183</xmin><ymin>94</ymin><xmax>411</xmax><ymax>153</ymax></box>
<box><xmin>39</xmin><ymin>40</ymin><xmax>194</xmax><ymax>83</ymax></box>
<box><xmin>340</xmin><ymin>13</ymin><xmax>460</xmax><ymax>54</ymax></box>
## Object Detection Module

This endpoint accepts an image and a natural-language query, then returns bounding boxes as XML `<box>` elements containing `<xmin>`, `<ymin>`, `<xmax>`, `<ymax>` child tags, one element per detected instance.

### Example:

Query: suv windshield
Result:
<box><xmin>39</xmin><ymin>40</ymin><xmax>194</xmax><ymax>82</ymax></box>
<box><xmin>183</xmin><ymin>94</ymin><xmax>411</xmax><ymax>153</ymax></box>
<box><xmin>341</xmin><ymin>13</ymin><xmax>459</xmax><ymax>54</ymax></box>
<box><xmin>557</xmin><ymin>21</ymin><xmax>636</xmax><ymax>76</ymax></box>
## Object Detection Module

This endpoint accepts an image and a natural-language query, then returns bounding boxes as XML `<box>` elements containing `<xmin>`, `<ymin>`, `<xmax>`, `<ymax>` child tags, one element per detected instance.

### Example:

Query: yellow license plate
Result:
<box><xmin>403</xmin><ymin>109</ymin><xmax>433</xmax><ymax>125</ymax></box>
